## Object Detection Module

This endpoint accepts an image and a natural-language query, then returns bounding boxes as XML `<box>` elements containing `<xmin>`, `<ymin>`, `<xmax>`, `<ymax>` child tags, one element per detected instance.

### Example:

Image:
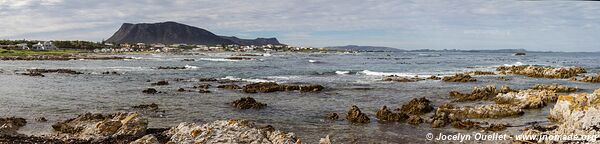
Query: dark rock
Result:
<box><xmin>427</xmin><ymin>76</ymin><xmax>441</xmax><ymax>80</ymax></box>
<box><xmin>35</xmin><ymin>117</ymin><xmax>48</xmax><ymax>122</ymax></box>
<box><xmin>21</xmin><ymin>72</ymin><xmax>45</xmax><ymax>77</ymax></box>
<box><xmin>299</xmin><ymin>85</ymin><xmax>324</xmax><ymax>92</ymax></box>
<box><xmin>481</xmin><ymin>123</ymin><xmax>509</xmax><ymax>132</ymax></box>
<box><xmin>177</xmin><ymin>88</ymin><xmax>186</xmax><ymax>92</ymax></box>
<box><xmin>224</xmin><ymin>57</ymin><xmax>254</xmax><ymax>60</ymax></box>
<box><xmin>151</xmin><ymin>80</ymin><xmax>169</xmax><ymax>86</ymax></box>
<box><xmin>346</xmin><ymin>105</ymin><xmax>370</xmax><ymax>124</ymax></box>
<box><xmin>376</xmin><ymin>106</ymin><xmax>408</xmax><ymax>122</ymax></box>
<box><xmin>442</xmin><ymin>74</ymin><xmax>476</xmax><ymax>82</ymax></box>
<box><xmin>198</xmin><ymin>89</ymin><xmax>211</xmax><ymax>93</ymax></box>
<box><xmin>243</xmin><ymin>82</ymin><xmax>282</xmax><ymax>93</ymax></box>
<box><xmin>326</xmin><ymin>112</ymin><xmax>339</xmax><ymax>120</ymax></box>
<box><xmin>51</xmin><ymin>112</ymin><xmax>147</xmax><ymax>141</ymax></box>
<box><xmin>142</xmin><ymin>88</ymin><xmax>158</xmax><ymax>94</ymax></box>
<box><xmin>231</xmin><ymin>97</ymin><xmax>266</xmax><ymax>109</ymax></box>
<box><xmin>194</xmin><ymin>84</ymin><xmax>211</xmax><ymax>89</ymax></box>
<box><xmin>156</xmin><ymin>66</ymin><xmax>185</xmax><ymax>70</ymax></box>
<box><xmin>217</xmin><ymin>84</ymin><xmax>241</xmax><ymax>90</ymax></box>
<box><xmin>132</xmin><ymin>103</ymin><xmax>159</xmax><ymax>110</ymax></box>
<box><xmin>398</xmin><ymin>97</ymin><xmax>434</xmax><ymax>115</ymax></box>
<box><xmin>464</xmin><ymin>71</ymin><xmax>496</xmax><ymax>75</ymax></box>
<box><xmin>0</xmin><ymin>117</ymin><xmax>27</xmax><ymax>135</ymax></box>
<box><xmin>451</xmin><ymin>120</ymin><xmax>481</xmax><ymax>130</ymax></box>
<box><xmin>259</xmin><ymin>125</ymin><xmax>275</xmax><ymax>132</ymax></box>
<box><xmin>182</xmin><ymin>59</ymin><xmax>195</xmax><ymax>61</ymax></box>
<box><xmin>102</xmin><ymin>71</ymin><xmax>119</xmax><ymax>75</ymax></box>
<box><xmin>27</xmin><ymin>69</ymin><xmax>83</xmax><ymax>75</ymax></box>
<box><xmin>198</xmin><ymin>78</ymin><xmax>218</xmax><ymax>82</ymax></box>
<box><xmin>407</xmin><ymin>115</ymin><xmax>423</xmax><ymax>125</ymax></box>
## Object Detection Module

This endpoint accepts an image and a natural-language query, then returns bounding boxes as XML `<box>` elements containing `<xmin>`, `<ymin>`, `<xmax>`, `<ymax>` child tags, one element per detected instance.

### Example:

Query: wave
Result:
<box><xmin>184</xmin><ymin>65</ymin><xmax>199</xmax><ymax>69</ymax></box>
<box><xmin>308</xmin><ymin>60</ymin><xmax>318</xmax><ymax>63</ymax></box>
<box><xmin>199</xmin><ymin>58</ymin><xmax>240</xmax><ymax>62</ymax></box>
<box><xmin>503</xmin><ymin>62</ymin><xmax>525</xmax><ymax>66</ymax></box>
<box><xmin>335</xmin><ymin>71</ymin><xmax>351</xmax><ymax>75</ymax></box>
<box><xmin>418</xmin><ymin>53</ymin><xmax>442</xmax><ymax>57</ymax></box>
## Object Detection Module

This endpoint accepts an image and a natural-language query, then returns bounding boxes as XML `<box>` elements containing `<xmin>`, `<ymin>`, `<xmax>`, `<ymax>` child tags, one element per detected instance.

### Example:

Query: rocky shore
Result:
<box><xmin>0</xmin><ymin>54</ymin><xmax>127</xmax><ymax>61</ymax></box>
<box><xmin>496</xmin><ymin>65</ymin><xmax>586</xmax><ymax>79</ymax></box>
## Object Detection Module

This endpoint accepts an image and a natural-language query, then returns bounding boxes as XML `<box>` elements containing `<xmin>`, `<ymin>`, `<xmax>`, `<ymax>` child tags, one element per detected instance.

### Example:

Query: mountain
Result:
<box><xmin>105</xmin><ymin>21</ymin><xmax>281</xmax><ymax>45</ymax></box>
<box><xmin>326</xmin><ymin>45</ymin><xmax>404</xmax><ymax>52</ymax></box>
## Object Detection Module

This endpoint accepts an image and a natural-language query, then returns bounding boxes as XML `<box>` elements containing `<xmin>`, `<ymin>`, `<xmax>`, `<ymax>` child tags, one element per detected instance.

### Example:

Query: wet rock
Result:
<box><xmin>407</xmin><ymin>115</ymin><xmax>423</xmax><ymax>125</ymax></box>
<box><xmin>530</xmin><ymin>84</ymin><xmax>577</xmax><ymax>93</ymax></box>
<box><xmin>430</xmin><ymin>104</ymin><xmax>464</xmax><ymax>128</ymax></box>
<box><xmin>35</xmin><ymin>117</ymin><xmax>48</xmax><ymax>122</ymax></box>
<box><xmin>442</xmin><ymin>74</ymin><xmax>476</xmax><ymax>82</ymax></box>
<box><xmin>51</xmin><ymin>112</ymin><xmax>147</xmax><ymax>141</ymax></box>
<box><xmin>383</xmin><ymin>75</ymin><xmax>423</xmax><ymax>82</ymax></box>
<box><xmin>198</xmin><ymin>89</ymin><xmax>211</xmax><ymax>93</ymax></box>
<box><xmin>0</xmin><ymin>117</ymin><xmax>27</xmax><ymax>135</ymax></box>
<box><xmin>224</xmin><ymin>57</ymin><xmax>254</xmax><ymax>60</ymax></box>
<box><xmin>326</xmin><ymin>112</ymin><xmax>339</xmax><ymax>120</ymax></box>
<box><xmin>242</xmin><ymin>82</ymin><xmax>324</xmax><ymax>93</ymax></box>
<box><xmin>193</xmin><ymin>84</ymin><xmax>211</xmax><ymax>89</ymax></box>
<box><xmin>496</xmin><ymin>65</ymin><xmax>586</xmax><ymax>79</ymax></box>
<box><xmin>181</xmin><ymin>59</ymin><xmax>195</xmax><ymax>61</ymax></box>
<box><xmin>464</xmin><ymin>71</ymin><xmax>496</xmax><ymax>75</ymax></box>
<box><xmin>346</xmin><ymin>105</ymin><xmax>370</xmax><ymax>124</ymax></box>
<box><xmin>132</xmin><ymin>103</ymin><xmax>159</xmax><ymax>111</ymax></box>
<box><xmin>21</xmin><ymin>72</ymin><xmax>45</xmax><ymax>77</ymax></box>
<box><xmin>231</xmin><ymin>97</ymin><xmax>266</xmax><ymax>109</ymax></box>
<box><xmin>27</xmin><ymin>69</ymin><xmax>83</xmax><ymax>75</ymax></box>
<box><xmin>495</xmin><ymin>89</ymin><xmax>558</xmax><ymax>109</ymax></box>
<box><xmin>156</xmin><ymin>66</ymin><xmax>186</xmax><ymax>70</ymax></box>
<box><xmin>299</xmin><ymin>84</ymin><xmax>325</xmax><ymax>92</ymax></box>
<box><xmin>376</xmin><ymin>106</ymin><xmax>408</xmax><ymax>122</ymax></box>
<box><xmin>397</xmin><ymin>97</ymin><xmax>434</xmax><ymax>115</ymax></box>
<box><xmin>177</xmin><ymin>88</ymin><xmax>186</xmax><ymax>92</ymax></box>
<box><xmin>101</xmin><ymin>71</ymin><xmax>119</xmax><ymax>75</ymax></box>
<box><xmin>142</xmin><ymin>88</ymin><xmax>158</xmax><ymax>94</ymax></box>
<box><xmin>514</xmin><ymin>52</ymin><xmax>526</xmax><ymax>56</ymax></box>
<box><xmin>0</xmin><ymin>134</ymin><xmax>63</xmax><ymax>143</ymax></box>
<box><xmin>448</xmin><ymin>85</ymin><xmax>509</xmax><ymax>101</ymax></box>
<box><xmin>164</xmin><ymin>119</ymin><xmax>300</xmax><ymax>143</ymax></box>
<box><xmin>259</xmin><ymin>125</ymin><xmax>275</xmax><ymax>132</ymax></box>
<box><xmin>577</xmin><ymin>75</ymin><xmax>600</xmax><ymax>83</ymax></box>
<box><xmin>150</xmin><ymin>80</ymin><xmax>169</xmax><ymax>86</ymax></box>
<box><xmin>243</xmin><ymin>82</ymin><xmax>282</xmax><ymax>93</ymax></box>
<box><xmin>217</xmin><ymin>84</ymin><xmax>241</xmax><ymax>90</ymax></box>
<box><xmin>427</xmin><ymin>75</ymin><xmax>441</xmax><ymax>80</ymax></box>
<box><xmin>198</xmin><ymin>78</ymin><xmax>218</xmax><ymax>82</ymax></box>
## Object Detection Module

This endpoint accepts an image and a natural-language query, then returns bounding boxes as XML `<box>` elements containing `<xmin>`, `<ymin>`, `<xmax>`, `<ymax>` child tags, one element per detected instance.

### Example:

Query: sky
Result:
<box><xmin>0</xmin><ymin>0</ymin><xmax>599</xmax><ymax>52</ymax></box>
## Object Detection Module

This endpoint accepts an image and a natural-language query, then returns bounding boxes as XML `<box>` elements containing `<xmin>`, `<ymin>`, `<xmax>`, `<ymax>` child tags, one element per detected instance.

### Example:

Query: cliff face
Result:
<box><xmin>106</xmin><ymin>21</ymin><xmax>281</xmax><ymax>45</ymax></box>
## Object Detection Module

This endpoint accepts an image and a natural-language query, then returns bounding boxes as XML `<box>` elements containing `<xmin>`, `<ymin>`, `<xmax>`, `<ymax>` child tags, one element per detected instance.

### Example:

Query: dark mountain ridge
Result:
<box><xmin>105</xmin><ymin>21</ymin><xmax>281</xmax><ymax>46</ymax></box>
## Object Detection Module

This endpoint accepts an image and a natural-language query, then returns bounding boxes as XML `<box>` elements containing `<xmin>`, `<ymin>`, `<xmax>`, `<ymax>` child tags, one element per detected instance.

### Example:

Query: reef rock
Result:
<box><xmin>51</xmin><ymin>112</ymin><xmax>147</xmax><ymax>141</ymax></box>
<box><xmin>464</xmin><ymin>71</ymin><xmax>496</xmax><ymax>75</ymax></box>
<box><xmin>442</xmin><ymin>74</ymin><xmax>476</xmax><ymax>82</ymax></box>
<box><xmin>217</xmin><ymin>84</ymin><xmax>241</xmax><ymax>90</ymax></box>
<box><xmin>407</xmin><ymin>115</ymin><xmax>423</xmax><ymax>125</ymax></box>
<box><xmin>495</xmin><ymin>89</ymin><xmax>558</xmax><ymax>109</ymax></box>
<box><xmin>376</xmin><ymin>106</ymin><xmax>408</xmax><ymax>122</ymax></box>
<box><xmin>325</xmin><ymin>113</ymin><xmax>339</xmax><ymax>120</ymax></box>
<box><xmin>130</xmin><ymin>134</ymin><xmax>160</xmax><ymax>144</ymax></box>
<box><xmin>242</xmin><ymin>82</ymin><xmax>324</xmax><ymax>93</ymax></box>
<box><xmin>397</xmin><ymin>97</ymin><xmax>434</xmax><ymax>115</ymax></box>
<box><xmin>142</xmin><ymin>88</ymin><xmax>158</xmax><ymax>94</ymax></box>
<box><xmin>164</xmin><ymin>119</ymin><xmax>300</xmax><ymax>143</ymax></box>
<box><xmin>383</xmin><ymin>75</ymin><xmax>423</xmax><ymax>82</ymax></box>
<box><xmin>577</xmin><ymin>75</ymin><xmax>600</xmax><ymax>83</ymax></box>
<box><xmin>26</xmin><ymin>69</ymin><xmax>83</xmax><ymax>75</ymax></box>
<box><xmin>449</xmin><ymin>85</ymin><xmax>514</xmax><ymax>102</ymax></box>
<box><xmin>437</xmin><ymin>104</ymin><xmax>524</xmax><ymax>119</ymax></box>
<box><xmin>530</xmin><ymin>84</ymin><xmax>577</xmax><ymax>93</ymax></box>
<box><xmin>346</xmin><ymin>105</ymin><xmax>370</xmax><ymax>124</ymax></box>
<box><xmin>299</xmin><ymin>85</ymin><xmax>325</xmax><ymax>92</ymax></box>
<box><xmin>496</xmin><ymin>65</ymin><xmax>586</xmax><ymax>79</ymax></box>
<box><xmin>150</xmin><ymin>80</ymin><xmax>169</xmax><ymax>86</ymax></box>
<box><xmin>132</xmin><ymin>103</ymin><xmax>159</xmax><ymax>111</ymax></box>
<box><xmin>231</xmin><ymin>97</ymin><xmax>267</xmax><ymax>109</ymax></box>
<box><xmin>0</xmin><ymin>117</ymin><xmax>27</xmax><ymax>136</ymax></box>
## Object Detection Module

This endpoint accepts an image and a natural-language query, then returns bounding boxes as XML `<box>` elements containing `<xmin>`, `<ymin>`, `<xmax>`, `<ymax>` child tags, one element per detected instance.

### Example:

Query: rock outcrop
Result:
<box><xmin>530</xmin><ymin>84</ymin><xmax>577</xmax><ymax>93</ymax></box>
<box><xmin>346</xmin><ymin>105</ymin><xmax>370</xmax><ymax>124</ymax></box>
<box><xmin>442</xmin><ymin>74</ymin><xmax>476</xmax><ymax>82</ymax></box>
<box><xmin>397</xmin><ymin>97</ymin><xmax>434</xmax><ymax>115</ymax></box>
<box><xmin>375</xmin><ymin>106</ymin><xmax>408</xmax><ymax>122</ymax></box>
<box><xmin>576</xmin><ymin>75</ymin><xmax>600</xmax><ymax>83</ymax></box>
<box><xmin>163</xmin><ymin>119</ymin><xmax>299</xmax><ymax>143</ymax></box>
<box><xmin>242</xmin><ymin>82</ymin><xmax>324</xmax><ymax>93</ymax></box>
<box><xmin>26</xmin><ymin>69</ymin><xmax>83</xmax><ymax>75</ymax></box>
<box><xmin>150</xmin><ymin>80</ymin><xmax>169</xmax><ymax>86</ymax></box>
<box><xmin>383</xmin><ymin>75</ymin><xmax>423</xmax><ymax>82</ymax></box>
<box><xmin>217</xmin><ymin>84</ymin><xmax>241</xmax><ymax>90</ymax></box>
<box><xmin>0</xmin><ymin>117</ymin><xmax>27</xmax><ymax>136</ymax></box>
<box><xmin>51</xmin><ymin>112</ymin><xmax>147</xmax><ymax>141</ymax></box>
<box><xmin>464</xmin><ymin>71</ymin><xmax>496</xmax><ymax>75</ymax></box>
<box><xmin>231</xmin><ymin>97</ymin><xmax>266</xmax><ymax>109</ymax></box>
<box><xmin>496</xmin><ymin>65</ymin><xmax>586</xmax><ymax>79</ymax></box>
<box><xmin>449</xmin><ymin>85</ymin><xmax>515</xmax><ymax>101</ymax></box>
<box><xmin>495</xmin><ymin>89</ymin><xmax>558</xmax><ymax>109</ymax></box>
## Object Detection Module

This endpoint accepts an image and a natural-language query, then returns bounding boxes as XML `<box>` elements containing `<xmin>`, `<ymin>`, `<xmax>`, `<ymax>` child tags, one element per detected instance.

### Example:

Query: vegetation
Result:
<box><xmin>0</xmin><ymin>48</ymin><xmax>81</xmax><ymax>56</ymax></box>
<box><xmin>0</xmin><ymin>40</ymin><xmax>108</xmax><ymax>50</ymax></box>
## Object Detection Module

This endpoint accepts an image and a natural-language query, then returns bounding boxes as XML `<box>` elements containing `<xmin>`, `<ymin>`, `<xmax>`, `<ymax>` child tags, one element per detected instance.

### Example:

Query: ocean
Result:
<box><xmin>1</xmin><ymin>51</ymin><xmax>599</xmax><ymax>143</ymax></box>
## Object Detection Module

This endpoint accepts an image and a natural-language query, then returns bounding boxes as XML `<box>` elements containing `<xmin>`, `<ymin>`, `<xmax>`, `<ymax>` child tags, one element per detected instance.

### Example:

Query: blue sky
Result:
<box><xmin>0</xmin><ymin>0</ymin><xmax>599</xmax><ymax>51</ymax></box>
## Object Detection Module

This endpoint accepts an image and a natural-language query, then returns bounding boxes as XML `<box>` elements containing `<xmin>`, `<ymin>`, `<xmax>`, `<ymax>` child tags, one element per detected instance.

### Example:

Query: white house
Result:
<box><xmin>32</xmin><ymin>41</ymin><xmax>57</xmax><ymax>50</ymax></box>
<box><xmin>16</xmin><ymin>43</ymin><xmax>29</xmax><ymax>50</ymax></box>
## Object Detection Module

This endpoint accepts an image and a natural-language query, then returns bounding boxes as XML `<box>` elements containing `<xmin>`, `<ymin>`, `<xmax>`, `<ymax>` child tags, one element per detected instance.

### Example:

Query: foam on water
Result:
<box><xmin>199</xmin><ymin>58</ymin><xmax>240</xmax><ymax>62</ymax></box>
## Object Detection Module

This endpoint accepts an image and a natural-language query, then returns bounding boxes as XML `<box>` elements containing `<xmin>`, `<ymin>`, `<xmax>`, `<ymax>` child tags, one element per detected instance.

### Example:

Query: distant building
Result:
<box><xmin>32</xmin><ymin>41</ymin><xmax>57</xmax><ymax>50</ymax></box>
<box><xmin>16</xmin><ymin>43</ymin><xmax>29</xmax><ymax>50</ymax></box>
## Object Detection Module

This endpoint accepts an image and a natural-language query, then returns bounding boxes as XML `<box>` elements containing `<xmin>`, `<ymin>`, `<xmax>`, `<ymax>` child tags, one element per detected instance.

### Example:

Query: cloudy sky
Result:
<box><xmin>0</xmin><ymin>0</ymin><xmax>599</xmax><ymax>51</ymax></box>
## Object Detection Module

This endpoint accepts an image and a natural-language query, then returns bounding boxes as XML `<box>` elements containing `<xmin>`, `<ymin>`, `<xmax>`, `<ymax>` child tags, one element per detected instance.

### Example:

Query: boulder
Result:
<box><xmin>346</xmin><ymin>105</ymin><xmax>370</xmax><ymax>124</ymax></box>
<box><xmin>406</xmin><ymin>115</ymin><xmax>423</xmax><ymax>125</ymax></box>
<box><xmin>0</xmin><ymin>117</ymin><xmax>27</xmax><ymax>136</ymax></box>
<box><xmin>164</xmin><ymin>119</ymin><xmax>300</xmax><ymax>143</ymax></box>
<box><xmin>130</xmin><ymin>134</ymin><xmax>160</xmax><ymax>144</ymax></box>
<box><xmin>464</xmin><ymin>71</ymin><xmax>496</xmax><ymax>75</ymax></box>
<box><xmin>427</xmin><ymin>76</ymin><xmax>442</xmax><ymax>80</ymax></box>
<box><xmin>397</xmin><ymin>97</ymin><xmax>433</xmax><ymax>115</ymax></box>
<box><xmin>150</xmin><ymin>80</ymin><xmax>168</xmax><ymax>86</ymax></box>
<box><xmin>577</xmin><ymin>75</ymin><xmax>600</xmax><ymax>83</ymax></box>
<box><xmin>132</xmin><ymin>103</ymin><xmax>159</xmax><ymax>111</ymax></box>
<box><xmin>375</xmin><ymin>106</ymin><xmax>408</xmax><ymax>122</ymax></box>
<box><xmin>51</xmin><ymin>112</ymin><xmax>147</xmax><ymax>141</ymax></box>
<box><xmin>325</xmin><ymin>112</ymin><xmax>339</xmax><ymax>120</ymax></box>
<box><xmin>156</xmin><ymin>66</ymin><xmax>185</xmax><ymax>70</ymax></box>
<box><xmin>299</xmin><ymin>85</ymin><xmax>324</xmax><ymax>92</ymax></box>
<box><xmin>26</xmin><ymin>69</ymin><xmax>83</xmax><ymax>75</ymax></box>
<box><xmin>193</xmin><ymin>84</ymin><xmax>211</xmax><ymax>89</ymax></box>
<box><xmin>231</xmin><ymin>97</ymin><xmax>267</xmax><ymax>109</ymax></box>
<box><xmin>142</xmin><ymin>88</ymin><xmax>158</xmax><ymax>94</ymax></box>
<box><xmin>436</xmin><ymin>104</ymin><xmax>524</xmax><ymax>119</ymax></box>
<box><xmin>448</xmin><ymin>85</ymin><xmax>508</xmax><ymax>101</ymax></box>
<box><xmin>243</xmin><ymin>82</ymin><xmax>282</xmax><ymax>93</ymax></box>
<box><xmin>442</xmin><ymin>74</ymin><xmax>476</xmax><ymax>82</ymax></box>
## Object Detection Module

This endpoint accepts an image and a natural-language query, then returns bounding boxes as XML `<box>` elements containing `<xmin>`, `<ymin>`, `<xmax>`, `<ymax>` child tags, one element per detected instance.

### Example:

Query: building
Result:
<box><xmin>32</xmin><ymin>41</ymin><xmax>57</xmax><ymax>50</ymax></box>
<box><xmin>16</xmin><ymin>43</ymin><xmax>29</xmax><ymax>50</ymax></box>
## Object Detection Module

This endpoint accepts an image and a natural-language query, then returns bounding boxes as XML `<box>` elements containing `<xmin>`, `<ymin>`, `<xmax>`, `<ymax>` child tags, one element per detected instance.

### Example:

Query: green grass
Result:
<box><xmin>0</xmin><ymin>49</ymin><xmax>82</xmax><ymax>56</ymax></box>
